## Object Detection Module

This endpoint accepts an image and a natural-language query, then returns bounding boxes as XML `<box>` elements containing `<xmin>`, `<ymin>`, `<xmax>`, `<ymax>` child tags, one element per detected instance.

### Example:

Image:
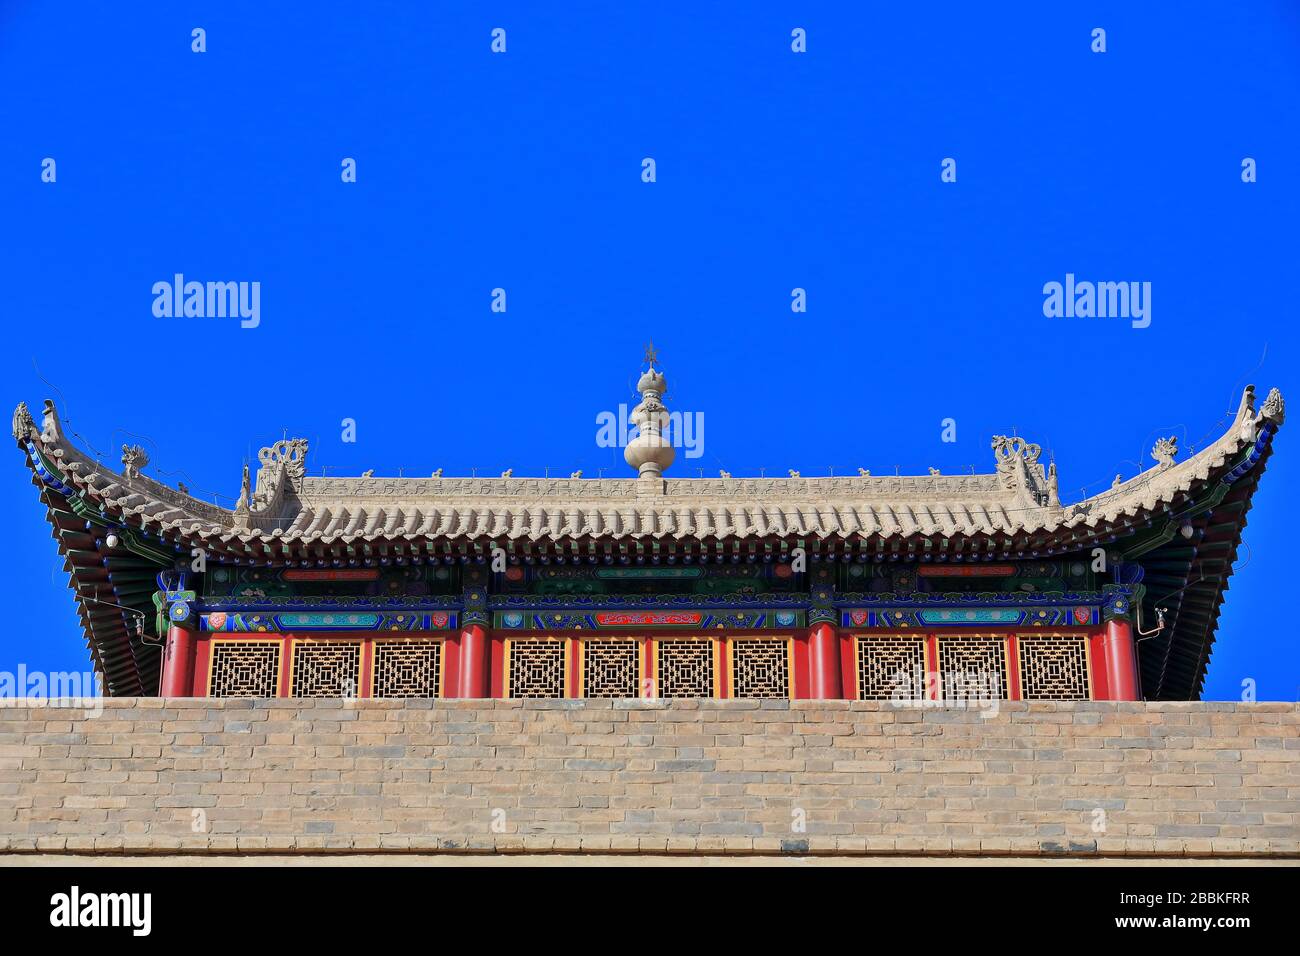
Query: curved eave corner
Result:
<box><xmin>1123</xmin><ymin>386</ymin><xmax>1285</xmax><ymax>699</ymax></box>
<box><xmin>13</xmin><ymin>402</ymin><xmax>170</xmax><ymax>697</ymax></box>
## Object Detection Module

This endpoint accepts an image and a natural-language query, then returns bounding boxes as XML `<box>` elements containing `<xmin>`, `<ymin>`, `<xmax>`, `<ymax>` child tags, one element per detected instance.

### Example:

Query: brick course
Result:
<box><xmin>0</xmin><ymin>700</ymin><xmax>1296</xmax><ymax>857</ymax></box>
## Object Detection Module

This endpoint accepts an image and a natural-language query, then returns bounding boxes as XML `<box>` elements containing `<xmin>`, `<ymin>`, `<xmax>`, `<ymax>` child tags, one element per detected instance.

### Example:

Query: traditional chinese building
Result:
<box><xmin>13</xmin><ymin>361</ymin><xmax>1284</xmax><ymax>702</ymax></box>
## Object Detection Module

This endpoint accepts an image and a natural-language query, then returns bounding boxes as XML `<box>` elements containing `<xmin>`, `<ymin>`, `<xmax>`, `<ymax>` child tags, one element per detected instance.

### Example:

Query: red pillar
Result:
<box><xmin>457</xmin><ymin>623</ymin><xmax>490</xmax><ymax>698</ymax></box>
<box><xmin>1103</xmin><ymin>619</ymin><xmax>1140</xmax><ymax>701</ymax></box>
<box><xmin>159</xmin><ymin>624</ymin><xmax>196</xmax><ymax>697</ymax></box>
<box><xmin>807</xmin><ymin>622</ymin><xmax>843</xmax><ymax>699</ymax></box>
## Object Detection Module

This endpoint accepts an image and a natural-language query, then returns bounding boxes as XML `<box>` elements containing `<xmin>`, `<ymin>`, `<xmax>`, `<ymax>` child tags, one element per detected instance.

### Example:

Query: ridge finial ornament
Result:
<box><xmin>625</xmin><ymin>351</ymin><xmax>674</xmax><ymax>480</ymax></box>
<box><xmin>991</xmin><ymin>435</ymin><xmax>1042</xmax><ymax>466</ymax></box>
<box><xmin>236</xmin><ymin>464</ymin><xmax>250</xmax><ymax>507</ymax></box>
<box><xmin>992</xmin><ymin>434</ymin><xmax>1043</xmax><ymax>492</ymax></box>
<box><xmin>256</xmin><ymin>438</ymin><xmax>309</xmax><ymax>480</ymax></box>
<box><xmin>644</xmin><ymin>340</ymin><xmax>659</xmax><ymax>367</ymax></box>
<box><xmin>40</xmin><ymin>399</ymin><xmax>64</xmax><ymax>442</ymax></box>
<box><xmin>1046</xmin><ymin>461</ymin><xmax>1061</xmax><ymax>509</ymax></box>
<box><xmin>232</xmin><ymin>463</ymin><xmax>252</xmax><ymax>528</ymax></box>
<box><xmin>1261</xmin><ymin>387</ymin><xmax>1285</xmax><ymax>424</ymax></box>
<box><xmin>1151</xmin><ymin>436</ymin><xmax>1178</xmax><ymax>470</ymax></box>
<box><xmin>12</xmin><ymin>402</ymin><xmax>35</xmax><ymax>442</ymax></box>
<box><xmin>121</xmin><ymin>444</ymin><xmax>149</xmax><ymax>480</ymax></box>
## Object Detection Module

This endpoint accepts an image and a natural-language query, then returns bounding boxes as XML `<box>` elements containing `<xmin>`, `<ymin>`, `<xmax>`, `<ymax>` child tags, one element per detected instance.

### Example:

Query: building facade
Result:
<box><xmin>13</xmin><ymin>362</ymin><xmax>1284</xmax><ymax>702</ymax></box>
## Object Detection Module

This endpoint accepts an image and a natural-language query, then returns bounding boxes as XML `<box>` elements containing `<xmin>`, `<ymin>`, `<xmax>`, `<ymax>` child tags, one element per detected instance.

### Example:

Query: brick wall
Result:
<box><xmin>1</xmin><ymin>700</ymin><xmax>1296</xmax><ymax>857</ymax></box>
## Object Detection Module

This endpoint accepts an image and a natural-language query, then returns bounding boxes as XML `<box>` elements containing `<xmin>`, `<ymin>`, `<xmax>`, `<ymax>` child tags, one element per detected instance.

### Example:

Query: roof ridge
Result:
<box><xmin>13</xmin><ymin>385</ymin><xmax>1282</xmax><ymax>550</ymax></box>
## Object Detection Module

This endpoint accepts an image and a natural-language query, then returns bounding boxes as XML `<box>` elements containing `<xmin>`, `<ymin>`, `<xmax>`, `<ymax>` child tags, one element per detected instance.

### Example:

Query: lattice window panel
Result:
<box><xmin>1018</xmin><ymin>635</ymin><xmax>1091</xmax><ymax>700</ymax></box>
<box><xmin>290</xmin><ymin>642</ymin><xmax>362</xmax><ymax>698</ymax></box>
<box><xmin>209</xmin><ymin>641</ymin><xmax>281</xmax><ymax>698</ymax></box>
<box><xmin>857</xmin><ymin>636</ymin><xmax>927</xmax><ymax>701</ymax></box>
<box><xmin>372</xmin><ymin>641</ymin><xmax>442</xmax><ymax>698</ymax></box>
<box><xmin>936</xmin><ymin>636</ymin><xmax>1008</xmax><ymax>702</ymax></box>
<box><xmin>655</xmin><ymin>640</ymin><xmax>714</xmax><ymax>698</ymax></box>
<box><xmin>731</xmin><ymin>639</ymin><xmax>790</xmax><ymax>698</ymax></box>
<box><xmin>508</xmin><ymin>639</ymin><xmax>567</xmax><ymax>698</ymax></box>
<box><xmin>582</xmin><ymin>640</ymin><xmax>640</xmax><ymax>698</ymax></box>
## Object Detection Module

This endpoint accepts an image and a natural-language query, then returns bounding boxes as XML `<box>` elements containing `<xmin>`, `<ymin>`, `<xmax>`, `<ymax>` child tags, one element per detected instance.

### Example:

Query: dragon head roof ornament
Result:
<box><xmin>12</xmin><ymin>402</ymin><xmax>36</xmax><ymax>443</ymax></box>
<box><xmin>121</xmin><ymin>444</ymin><xmax>149</xmax><ymax>481</ymax></box>
<box><xmin>991</xmin><ymin>434</ymin><xmax>1055</xmax><ymax>508</ymax></box>
<box><xmin>246</xmin><ymin>438</ymin><xmax>310</xmax><ymax>522</ymax></box>
<box><xmin>1261</xmin><ymin>387</ymin><xmax>1285</xmax><ymax>425</ymax></box>
<box><xmin>1151</xmin><ymin>436</ymin><xmax>1178</xmax><ymax>470</ymax></box>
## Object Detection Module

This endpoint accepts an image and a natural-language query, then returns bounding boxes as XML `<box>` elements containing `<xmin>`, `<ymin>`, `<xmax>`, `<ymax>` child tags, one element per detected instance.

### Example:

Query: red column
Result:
<box><xmin>159</xmin><ymin>624</ymin><xmax>196</xmax><ymax>697</ymax></box>
<box><xmin>457</xmin><ymin>623</ymin><xmax>490</xmax><ymax>698</ymax></box>
<box><xmin>1103</xmin><ymin>619</ymin><xmax>1140</xmax><ymax>701</ymax></box>
<box><xmin>807</xmin><ymin>622</ymin><xmax>843</xmax><ymax>699</ymax></box>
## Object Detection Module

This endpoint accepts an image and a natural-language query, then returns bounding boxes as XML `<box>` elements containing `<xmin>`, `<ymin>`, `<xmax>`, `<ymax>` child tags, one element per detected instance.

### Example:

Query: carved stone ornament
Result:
<box><xmin>258</xmin><ymin>439</ymin><xmax>308</xmax><ymax>480</ymax></box>
<box><xmin>624</xmin><ymin>361</ymin><xmax>675</xmax><ymax>480</ymax></box>
<box><xmin>121</xmin><ymin>444</ymin><xmax>149</xmax><ymax>480</ymax></box>
<box><xmin>11</xmin><ymin>402</ymin><xmax>35</xmax><ymax>442</ymax></box>
<box><xmin>234</xmin><ymin>463</ymin><xmax>251</xmax><ymax>513</ymax></box>
<box><xmin>1151</xmin><ymin>436</ymin><xmax>1178</xmax><ymax>470</ymax></box>
<box><xmin>992</xmin><ymin>435</ymin><xmax>1042</xmax><ymax>466</ymax></box>
<box><xmin>41</xmin><ymin>399</ymin><xmax>62</xmax><ymax>442</ymax></box>
<box><xmin>991</xmin><ymin>435</ymin><xmax>1042</xmax><ymax>491</ymax></box>
<box><xmin>1261</xmin><ymin>387</ymin><xmax>1285</xmax><ymax>424</ymax></box>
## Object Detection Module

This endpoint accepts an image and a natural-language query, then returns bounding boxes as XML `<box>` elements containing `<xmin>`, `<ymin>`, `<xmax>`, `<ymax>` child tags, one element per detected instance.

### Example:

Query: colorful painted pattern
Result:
<box><xmin>201</xmin><ymin>610</ymin><xmax>456</xmax><ymax>632</ymax></box>
<box><xmin>494</xmin><ymin>610</ymin><xmax>803</xmax><ymax>630</ymax></box>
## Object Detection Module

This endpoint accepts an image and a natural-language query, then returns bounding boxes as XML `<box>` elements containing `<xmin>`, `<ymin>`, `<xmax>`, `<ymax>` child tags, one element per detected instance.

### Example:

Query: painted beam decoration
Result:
<box><xmin>198</xmin><ymin>564</ymin><xmax>463</xmax><ymax>631</ymax></box>
<box><xmin>846</xmin><ymin>607</ymin><xmax>1097</xmax><ymax>627</ymax></box>
<box><xmin>839</xmin><ymin>588</ymin><xmax>1117</xmax><ymax>628</ymax></box>
<box><xmin>206</xmin><ymin>564</ymin><xmax>460</xmax><ymax>600</ymax></box>
<box><xmin>495</xmin><ymin>609</ymin><xmax>804</xmax><ymax>630</ymax></box>
<box><xmin>201</xmin><ymin>610</ymin><xmax>457</xmax><ymax>633</ymax></box>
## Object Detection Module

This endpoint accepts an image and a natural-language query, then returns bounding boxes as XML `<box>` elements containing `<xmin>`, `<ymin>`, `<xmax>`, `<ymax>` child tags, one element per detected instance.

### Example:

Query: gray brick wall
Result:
<box><xmin>0</xmin><ymin>700</ymin><xmax>1296</xmax><ymax>856</ymax></box>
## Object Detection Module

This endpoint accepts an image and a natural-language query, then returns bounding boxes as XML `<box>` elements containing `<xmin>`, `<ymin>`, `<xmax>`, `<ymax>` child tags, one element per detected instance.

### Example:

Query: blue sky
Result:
<box><xmin>1</xmin><ymin>2</ymin><xmax>1296</xmax><ymax>699</ymax></box>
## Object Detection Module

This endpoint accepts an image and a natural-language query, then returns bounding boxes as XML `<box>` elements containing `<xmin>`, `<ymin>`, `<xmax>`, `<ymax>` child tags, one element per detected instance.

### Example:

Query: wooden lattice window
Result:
<box><xmin>730</xmin><ymin>639</ymin><xmax>790</xmax><ymax>698</ymax></box>
<box><xmin>936</xmin><ymin>635</ymin><xmax>1008</xmax><ymax>701</ymax></box>
<box><xmin>582</xmin><ymin>639</ymin><xmax>640</xmax><ymax>698</ymax></box>
<box><xmin>506</xmin><ymin>638</ymin><xmax>567</xmax><ymax>698</ymax></box>
<box><xmin>655</xmin><ymin>640</ymin><xmax>714</xmax><ymax>698</ymax></box>
<box><xmin>290</xmin><ymin>641</ymin><xmax>362</xmax><ymax>698</ymax></box>
<box><xmin>208</xmin><ymin>641</ymin><xmax>281</xmax><ymax>697</ymax></box>
<box><xmin>372</xmin><ymin>640</ymin><xmax>443</xmax><ymax>698</ymax></box>
<box><xmin>856</xmin><ymin>635</ymin><xmax>927</xmax><ymax>701</ymax></box>
<box><xmin>1018</xmin><ymin>635</ymin><xmax>1091</xmax><ymax>700</ymax></box>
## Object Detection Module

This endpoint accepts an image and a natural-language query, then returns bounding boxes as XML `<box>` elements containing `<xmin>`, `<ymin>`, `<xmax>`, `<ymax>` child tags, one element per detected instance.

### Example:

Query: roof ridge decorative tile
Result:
<box><xmin>13</xmin><ymin>385</ymin><xmax>1283</xmax><ymax>551</ymax></box>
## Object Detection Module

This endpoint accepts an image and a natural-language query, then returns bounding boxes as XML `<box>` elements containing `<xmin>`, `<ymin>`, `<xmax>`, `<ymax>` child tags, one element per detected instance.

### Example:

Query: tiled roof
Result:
<box><xmin>14</xmin><ymin>385</ymin><xmax>1284</xmax><ymax>557</ymax></box>
<box><xmin>12</xmin><ymin>381</ymin><xmax>1284</xmax><ymax>700</ymax></box>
